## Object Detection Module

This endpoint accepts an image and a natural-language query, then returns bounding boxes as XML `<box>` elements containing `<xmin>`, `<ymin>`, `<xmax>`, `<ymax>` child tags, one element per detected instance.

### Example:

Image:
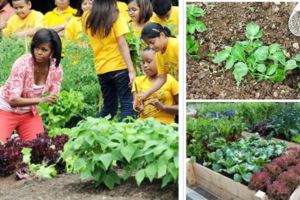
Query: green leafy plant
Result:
<box><xmin>186</xmin><ymin>4</ymin><xmax>206</xmax><ymax>60</ymax></box>
<box><xmin>126</xmin><ymin>31</ymin><xmax>142</xmax><ymax>75</ymax></box>
<box><xmin>38</xmin><ymin>90</ymin><xmax>84</xmax><ymax>135</ymax></box>
<box><xmin>204</xmin><ymin>135</ymin><xmax>287</xmax><ymax>183</ymax></box>
<box><xmin>214</xmin><ymin>22</ymin><xmax>300</xmax><ymax>85</ymax></box>
<box><xmin>61</xmin><ymin>117</ymin><xmax>178</xmax><ymax>189</ymax></box>
<box><xmin>22</xmin><ymin>148</ymin><xmax>57</xmax><ymax>178</ymax></box>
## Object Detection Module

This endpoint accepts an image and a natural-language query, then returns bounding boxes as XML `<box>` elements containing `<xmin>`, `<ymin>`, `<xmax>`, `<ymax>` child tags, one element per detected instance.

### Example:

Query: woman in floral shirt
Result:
<box><xmin>0</xmin><ymin>28</ymin><xmax>63</xmax><ymax>143</ymax></box>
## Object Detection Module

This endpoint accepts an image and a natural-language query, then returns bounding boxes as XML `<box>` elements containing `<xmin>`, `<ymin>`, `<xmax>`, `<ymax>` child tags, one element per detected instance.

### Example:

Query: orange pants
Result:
<box><xmin>0</xmin><ymin>109</ymin><xmax>44</xmax><ymax>143</ymax></box>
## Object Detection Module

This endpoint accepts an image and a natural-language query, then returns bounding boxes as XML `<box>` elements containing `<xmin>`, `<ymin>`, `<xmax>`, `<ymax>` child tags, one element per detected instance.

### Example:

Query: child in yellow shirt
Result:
<box><xmin>44</xmin><ymin>0</ymin><xmax>76</xmax><ymax>36</ymax></box>
<box><xmin>150</xmin><ymin>0</ymin><xmax>178</xmax><ymax>35</ymax></box>
<box><xmin>83</xmin><ymin>0</ymin><xmax>136</xmax><ymax>121</ymax></box>
<box><xmin>127</xmin><ymin>0</ymin><xmax>152</xmax><ymax>37</ymax></box>
<box><xmin>139</xmin><ymin>22</ymin><xmax>178</xmax><ymax>102</ymax></box>
<box><xmin>117</xmin><ymin>0</ymin><xmax>130</xmax><ymax>23</ymax></box>
<box><xmin>64</xmin><ymin>0</ymin><xmax>92</xmax><ymax>41</ymax></box>
<box><xmin>1</xmin><ymin>0</ymin><xmax>43</xmax><ymax>37</ymax></box>
<box><xmin>133</xmin><ymin>47</ymin><xmax>178</xmax><ymax>124</ymax></box>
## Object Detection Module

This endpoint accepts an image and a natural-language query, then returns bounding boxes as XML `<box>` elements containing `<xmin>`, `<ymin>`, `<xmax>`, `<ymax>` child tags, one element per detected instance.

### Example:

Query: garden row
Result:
<box><xmin>187</xmin><ymin>103</ymin><xmax>300</xmax><ymax>200</ymax></box>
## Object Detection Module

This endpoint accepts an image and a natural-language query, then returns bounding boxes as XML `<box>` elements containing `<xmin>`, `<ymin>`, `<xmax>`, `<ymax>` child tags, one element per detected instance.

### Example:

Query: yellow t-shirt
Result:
<box><xmin>117</xmin><ymin>1</ymin><xmax>130</xmax><ymax>23</ymax></box>
<box><xmin>128</xmin><ymin>21</ymin><xmax>142</xmax><ymax>37</ymax></box>
<box><xmin>44</xmin><ymin>6</ymin><xmax>76</xmax><ymax>27</ymax></box>
<box><xmin>156</xmin><ymin>37</ymin><xmax>178</xmax><ymax>80</ymax></box>
<box><xmin>150</xmin><ymin>6</ymin><xmax>178</xmax><ymax>35</ymax></box>
<box><xmin>132</xmin><ymin>74</ymin><xmax>178</xmax><ymax>124</ymax></box>
<box><xmin>65</xmin><ymin>16</ymin><xmax>84</xmax><ymax>41</ymax></box>
<box><xmin>3</xmin><ymin>10</ymin><xmax>44</xmax><ymax>37</ymax></box>
<box><xmin>83</xmin><ymin>12</ymin><xmax>129</xmax><ymax>74</ymax></box>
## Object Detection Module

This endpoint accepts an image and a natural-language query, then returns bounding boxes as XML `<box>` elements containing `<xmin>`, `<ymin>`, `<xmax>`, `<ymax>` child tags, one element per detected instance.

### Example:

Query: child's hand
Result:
<box><xmin>139</xmin><ymin>93</ymin><xmax>148</xmax><ymax>101</ymax></box>
<box><xmin>133</xmin><ymin>99</ymin><xmax>144</xmax><ymax>112</ymax></box>
<box><xmin>128</xmin><ymin>70</ymin><xmax>136</xmax><ymax>87</ymax></box>
<box><xmin>149</xmin><ymin>99</ymin><xmax>165</xmax><ymax>111</ymax></box>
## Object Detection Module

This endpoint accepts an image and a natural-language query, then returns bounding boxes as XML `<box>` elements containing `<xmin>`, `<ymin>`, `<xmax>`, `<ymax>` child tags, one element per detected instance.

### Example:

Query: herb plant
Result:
<box><xmin>186</xmin><ymin>4</ymin><xmax>206</xmax><ymax>60</ymax></box>
<box><xmin>214</xmin><ymin>22</ymin><xmax>300</xmax><ymax>85</ymax></box>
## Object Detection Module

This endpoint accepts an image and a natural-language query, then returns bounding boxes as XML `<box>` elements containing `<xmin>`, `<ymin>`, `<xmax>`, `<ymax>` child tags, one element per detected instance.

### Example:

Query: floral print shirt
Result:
<box><xmin>1</xmin><ymin>54</ymin><xmax>63</xmax><ymax>115</ymax></box>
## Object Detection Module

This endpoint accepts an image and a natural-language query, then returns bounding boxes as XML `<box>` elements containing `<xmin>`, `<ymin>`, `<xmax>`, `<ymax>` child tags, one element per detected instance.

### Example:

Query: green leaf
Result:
<box><xmin>157</xmin><ymin>164</ymin><xmax>167</xmax><ymax>178</ymax></box>
<box><xmin>231</xmin><ymin>43</ymin><xmax>245</xmax><ymax>61</ymax></box>
<box><xmin>284</xmin><ymin>59</ymin><xmax>298</xmax><ymax>72</ymax></box>
<box><xmin>270</xmin><ymin>51</ymin><xmax>286</xmax><ymax>65</ymax></box>
<box><xmin>22</xmin><ymin>148</ymin><xmax>32</xmax><ymax>164</ymax></box>
<box><xmin>293</xmin><ymin>54</ymin><xmax>300</xmax><ymax>62</ymax></box>
<box><xmin>225</xmin><ymin>56</ymin><xmax>236</xmax><ymax>70</ymax></box>
<box><xmin>242</xmin><ymin>172</ymin><xmax>252</xmax><ymax>182</ymax></box>
<box><xmin>73</xmin><ymin>158</ymin><xmax>86</xmax><ymax>172</ymax></box>
<box><xmin>254</xmin><ymin>46</ymin><xmax>269</xmax><ymax>62</ymax></box>
<box><xmin>135</xmin><ymin>169</ymin><xmax>145</xmax><ymax>186</ymax></box>
<box><xmin>246</xmin><ymin>22</ymin><xmax>262</xmax><ymax>40</ymax></box>
<box><xmin>256</xmin><ymin>64</ymin><xmax>266</xmax><ymax>73</ymax></box>
<box><xmin>145</xmin><ymin>163</ymin><xmax>157</xmax><ymax>182</ymax></box>
<box><xmin>212</xmin><ymin>163</ymin><xmax>222</xmax><ymax>172</ymax></box>
<box><xmin>168</xmin><ymin>163</ymin><xmax>178</xmax><ymax>180</ymax></box>
<box><xmin>233</xmin><ymin>62</ymin><xmax>248</xmax><ymax>85</ymax></box>
<box><xmin>270</xmin><ymin>69</ymin><xmax>285</xmax><ymax>82</ymax></box>
<box><xmin>195</xmin><ymin>21</ymin><xmax>207</xmax><ymax>33</ymax></box>
<box><xmin>161</xmin><ymin>174</ymin><xmax>173</xmax><ymax>188</ymax></box>
<box><xmin>97</xmin><ymin>153</ymin><xmax>113</xmax><ymax>170</ymax></box>
<box><xmin>104</xmin><ymin>171</ymin><xmax>120</xmax><ymax>190</ymax></box>
<box><xmin>267</xmin><ymin>64</ymin><xmax>278</xmax><ymax>76</ymax></box>
<box><xmin>121</xmin><ymin>144</ymin><xmax>136</xmax><ymax>162</ymax></box>
<box><xmin>213</xmin><ymin>48</ymin><xmax>231</xmax><ymax>64</ymax></box>
<box><xmin>269</xmin><ymin>43</ymin><xmax>282</xmax><ymax>54</ymax></box>
<box><xmin>233</xmin><ymin>174</ymin><xmax>242</xmax><ymax>182</ymax></box>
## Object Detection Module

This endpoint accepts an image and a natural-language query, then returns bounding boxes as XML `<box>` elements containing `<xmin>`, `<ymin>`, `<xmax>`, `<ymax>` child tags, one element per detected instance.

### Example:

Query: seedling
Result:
<box><xmin>214</xmin><ymin>22</ymin><xmax>300</xmax><ymax>86</ymax></box>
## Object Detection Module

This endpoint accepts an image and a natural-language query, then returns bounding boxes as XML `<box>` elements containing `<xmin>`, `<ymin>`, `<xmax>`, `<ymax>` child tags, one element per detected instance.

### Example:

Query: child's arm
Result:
<box><xmin>149</xmin><ymin>94</ymin><xmax>178</xmax><ymax>115</ymax></box>
<box><xmin>11</xmin><ymin>28</ymin><xmax>39</xmax><ymax>37</ymax></box>
<box><xmin>117</xmin><ymin>35</ymin><xmax>136</xmax><ymax>86</ymax></box>
<box><xmin>139</xmin><ymin>74</ymin><xmax>167</xmax><ymax>101</ymax></box>
<box><xmin>133</xmin><ymin>93</ymin><xmax>144</xmax><ymax>112</ymax></box>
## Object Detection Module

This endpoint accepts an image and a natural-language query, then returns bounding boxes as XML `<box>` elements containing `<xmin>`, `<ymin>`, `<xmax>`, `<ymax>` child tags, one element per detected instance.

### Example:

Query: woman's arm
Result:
<box><xmin>9</xmin><ymin>94</ymin><xmax>58</xmax><ymax>107</ymax></box>
<box><xmin>117</xmin><ymin>35</ymin><xmax>136</xmax><ymax>86</ymax></box>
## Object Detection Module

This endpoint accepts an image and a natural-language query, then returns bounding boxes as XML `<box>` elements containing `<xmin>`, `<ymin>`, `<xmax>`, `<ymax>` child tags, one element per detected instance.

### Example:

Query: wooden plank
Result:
<box><xmin>186</xmin><ymin>159</ymin><xmax>197</xmax><ymax>186</ymax></box>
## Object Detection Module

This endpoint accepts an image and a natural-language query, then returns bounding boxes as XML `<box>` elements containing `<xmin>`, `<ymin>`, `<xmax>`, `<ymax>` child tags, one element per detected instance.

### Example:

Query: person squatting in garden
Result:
<box><xmin>133</xmin><ymin>47</ymin><xmax>178</xmax><ymax>124</ymax></box>
<box><xmin>139</xmin><ymin>22</ymin><xmax>178</xmax><ymax>102</ymax></box>
<box><xmin>127</xmin><ymin>0</ymin><xmax>153</xmax><ymax>37</ymax></box>
<box><xmin>82</xmin><ymin>0</ymin><xmax>136</xmax><ymax>120</ymax></box>
<box><xmin>1</xmin><ymin>0</ymin><xmax>43</xmax><ymax>37</ymax></box>
<box><xmin>0</xmin><ymin>29</ymin><xmax>63</xmax><ymax>143</ymax></box>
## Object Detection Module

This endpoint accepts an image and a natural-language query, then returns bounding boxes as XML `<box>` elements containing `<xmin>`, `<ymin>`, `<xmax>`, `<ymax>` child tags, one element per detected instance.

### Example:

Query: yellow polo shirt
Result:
<box><xmin>117</xmin><ymin>1</ymin><xmax>130</xmax><ymax>23</ymax></box>
<box><xmin>150</xmin><ymin>6</ymin><xmax>178</xmax><ymax>35</ymax></box>
<box><xmin>3</xmin><ymin>10</ymin><xmax>44</xmax><ymax>37</ymax></box>
<box><xmin>83</xmin><ymin>12</ymin><xmax>129</xmax><ymax>74</ymax></box>
<box><xmin>44</xmin><ymin>6</ymin><xmax>76</xmax><ymax>27</ymax></box>
<box><xmin>132</xmin><ymin>74</ymin><xmax>178</xmax><ymax>124</ymax></box>
<box><xmin>156</xmin><ymin>37</ymin><xmax>178</xmax><ymax>80</ymax></box>
<box><xmin>65</xmin><ymin>16</ymin><xmax>83</xmax><ymax>41</ymax></box>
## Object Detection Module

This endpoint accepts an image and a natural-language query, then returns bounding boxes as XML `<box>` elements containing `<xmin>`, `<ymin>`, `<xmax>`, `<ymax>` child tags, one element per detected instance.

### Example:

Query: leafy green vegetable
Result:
<box><xmin>61</xmin><ymin>118</ymin><xmax>178</xmax><ymax>189</ymax></box>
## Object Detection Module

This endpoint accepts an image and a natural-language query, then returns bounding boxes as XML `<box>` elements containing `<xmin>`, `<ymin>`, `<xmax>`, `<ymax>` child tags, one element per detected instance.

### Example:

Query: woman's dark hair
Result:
<box><xmin>152</xmin><ymin>0</ymin><xmax>171</xmax><ymax>17</ymax></box>
<box><xmin>31</xmin><ymin>28</ymin><xmax>62</xmax><ymax>67</ymax></box>
<box><xmin>74</xmin><ymin>0</ymin><xmax>85</xmax><ymax>17</ymax></box>
<box><xmin>86</xmin><ymin>0</ymin><xmax>118</xmax><ymax>37</ymax></box>
<box><xmin>141</xmin><ymin>22</ymin><xmax>171</xmax><ymax>40</ymax></box>
<box><xmin>128</xmin><ymin>0</ymin><xmax>153</xmax><ymax>24</ymax></box>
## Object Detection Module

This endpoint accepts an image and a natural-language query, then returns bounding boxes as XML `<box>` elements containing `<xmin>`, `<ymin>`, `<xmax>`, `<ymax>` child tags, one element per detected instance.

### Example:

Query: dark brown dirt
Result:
<box><xmin>0</xmin><ymin>174</ymin><xmax>177</xmax><ymax>200</ymax></box>
<box><xmin>187</xmin><ymin>2</ymin><xmax>300</xmax><ymax>99</ymax></box>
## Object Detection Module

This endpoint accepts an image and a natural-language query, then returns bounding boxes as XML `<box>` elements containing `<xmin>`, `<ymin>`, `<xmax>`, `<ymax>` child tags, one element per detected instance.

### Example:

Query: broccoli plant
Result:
<box><xmin>186</xmin><ymin>4</ymin><xmax>206</xmax><ymax>60</ymax></box>
<box><xmin>213</xmin><ymin>22</ymin><xmax>300</xmax><ymax>86</ymax></box>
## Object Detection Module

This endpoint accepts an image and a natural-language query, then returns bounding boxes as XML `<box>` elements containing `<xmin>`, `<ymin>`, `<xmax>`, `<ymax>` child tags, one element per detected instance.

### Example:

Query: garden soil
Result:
<box><xmin>0</xmin><ymin>174</ymin><xmax>177</xmax><ymax>200</ymax></box>
<box><xmin>187</xmin><ymin>2</ymin><xmax>300</xmax><ymax>99</ymax></box>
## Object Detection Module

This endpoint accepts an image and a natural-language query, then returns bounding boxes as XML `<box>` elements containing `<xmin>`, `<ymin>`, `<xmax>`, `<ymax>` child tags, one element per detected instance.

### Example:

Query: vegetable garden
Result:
<box><xmin>186</xmin><ymin>2</ymin><xmax>300</xmax><ymax>99</ymax></box>
<box><xmin>187</xmin><ymin>102</ymin><xmax>300</xmax><ymax>200</ymax></box>
<box><xmin>0</xmin><ymin>36</ymin><xmax>178</xmax><ymax>199</ymax></box>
